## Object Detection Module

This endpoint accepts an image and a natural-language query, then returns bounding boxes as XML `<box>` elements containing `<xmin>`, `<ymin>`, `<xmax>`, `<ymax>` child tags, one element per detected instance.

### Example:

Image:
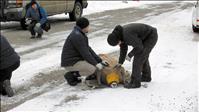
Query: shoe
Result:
<box><xmin>36</xmin><ymin>34</ymin><xmax>42</xmax><ymax>38</ymax></box>
<box><xmin>30</xmin><ymin>35</ymin><xmax>35</xmax><ymax>39</ymax></box>
<box><xmin>141</xmin><ymin>76</ymin><xmax>151</xmax><ymax>82</ymax></box>
<box><xmin>64</xmin><ymin>72</ymin><xmax>81</xmax><ymax>86</ymax></box>
<box><xmin>124</xmin><ymin>80</ymin><xmax>141</xmax><ymax>89</ymax></box>
<box><xmin>2</xmin><ymin>89</ymin><xmax>7</xmax><ymax>95</ymax></box>
<box><xmin>0</xmin><ymin>82</ymin><xmax>7</xmax><ymax>95</ymax></box>
<box><xmin>3</xmin><ymin>80</ymin><xmax>14</xmax><ymax>97</ymax></box>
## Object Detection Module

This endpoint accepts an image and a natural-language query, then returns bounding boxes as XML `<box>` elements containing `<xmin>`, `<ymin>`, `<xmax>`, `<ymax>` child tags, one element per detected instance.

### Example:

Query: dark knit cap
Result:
<box><xmin>107</xmin><ymin>33</ymin><xmax>120</xmax><ymax>46</ymax></box>
<box><xmin>76</xmin><ymin>17</ymin><xmax>89</xmax><ymax>29</ymax></box>
<box><xmin>107</xmin><ymin>25</ymin><xmax>123</xmax><ymax>46</ymax></box>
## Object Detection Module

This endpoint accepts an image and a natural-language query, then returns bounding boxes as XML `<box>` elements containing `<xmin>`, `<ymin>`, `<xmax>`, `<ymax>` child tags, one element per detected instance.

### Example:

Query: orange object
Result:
<box><xmin>106</xmin><ymin>71</ymin><xmax>120</xmax><ymax>86</ymax></box>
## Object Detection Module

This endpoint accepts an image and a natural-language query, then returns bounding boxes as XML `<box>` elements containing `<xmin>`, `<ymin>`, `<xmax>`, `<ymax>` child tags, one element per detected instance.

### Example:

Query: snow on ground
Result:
<box><xmin>83</xmin><ymin>1</ymin><xmax>173</xmax><ymax>15</ymax></box>
<box><xmin>6</xmin><ymin>2</ymin><xmax>198</xmax><ymax>112</ymax></box>
<box><xmin>9</xmin><ymin>0</ymin><xmax>160</xmax><ymax>90</ymax></box>
<box><xmin>50</xmin><ymin>1</ymin><xmax>174</xmax><ymax>20</ymax></box>
<box><xmin>0</xmin><ymin>1</ymin><xmax>173</xmax><ymax>27</ymax></box>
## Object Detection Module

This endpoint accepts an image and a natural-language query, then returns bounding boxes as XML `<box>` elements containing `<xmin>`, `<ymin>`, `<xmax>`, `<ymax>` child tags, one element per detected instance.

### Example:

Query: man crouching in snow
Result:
<box><xmin>0</xmin><ymin>35</ymin><xmax>20</xmax><ymax>97</ymax></box>
<box><xmin>25</xmin><ymin>1</ymin><xmax>49</xmax><ymax>39</ymax></box>
<box><xmin>61</xmin><ymin>17</ymin><xmax>109</xmax><ymax>86</ymax></box>
<box><xmin>107</xmin><ymin>23</ymin><xmax>158</xmax><ymax>89</ymax></box>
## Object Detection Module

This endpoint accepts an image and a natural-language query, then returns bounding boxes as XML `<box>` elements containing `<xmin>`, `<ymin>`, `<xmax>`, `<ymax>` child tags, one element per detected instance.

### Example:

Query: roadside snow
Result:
<box><xmin>0</xmin><ymin>1</ymin><xmax>173</xmax><ymax>27</ymax></box>
<box><xmin>8</xmin><ymin>3</ymin><xmax>198</xmax><ymax>112</ymax></box>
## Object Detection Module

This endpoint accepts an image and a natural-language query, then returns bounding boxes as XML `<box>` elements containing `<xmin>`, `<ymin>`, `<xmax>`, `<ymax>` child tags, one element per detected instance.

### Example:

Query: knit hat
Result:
<box><xmin>107</xmin><ymin>25</ymin><xmax>123</xmax><ymax>46</ymax></box>
<box><xmin>76</xmin><ymin>17</ymin><xmax>89</xmax><ymax>29</ymax></box>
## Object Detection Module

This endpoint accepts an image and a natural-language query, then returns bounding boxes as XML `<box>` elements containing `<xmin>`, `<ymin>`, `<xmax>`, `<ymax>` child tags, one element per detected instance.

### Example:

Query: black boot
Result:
<box><xmin>0</xmin><ymin>82</ymin><xmax>7</xmax><ymax>95</ymax></box>
<box><xmin>64</xmin><ymin>72</ymin><xmax>81</xmax><ymax>86</ymax></box>
<box><xmin>30</xmin><ymin>35</ymin><xmax>35</xmax><ymax>39</ymax></box>
<box><xmin>3</xmin><ymin>80</ymin><xmax>14</xmax><ymax>97</ymax></box>
<box><xmin>36</xmin><ymin>34</ymin><xmax>42</xmax><ymax>38</ymax></box>
<box><xmin>124</xmin><ymin>79</ymin><xmax>141</xmax><ymax>89</ymax></box>
<box><xmin>141</xmin><ymin>76</ymin><xmax>151</xmax><ymax>82</ymax></box>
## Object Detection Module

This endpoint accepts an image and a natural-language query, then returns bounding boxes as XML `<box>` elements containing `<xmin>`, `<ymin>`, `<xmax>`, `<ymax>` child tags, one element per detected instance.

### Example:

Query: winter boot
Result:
<box><xmin>124</xmin><ymin>79</ymin><xmax>141</xmax><ymax>89</ymax></box>
<box><xmin>64</xmin><ymin>72</ymin><xmax>81</xmax><ymax>86</ymax></box>
<box><xmin>141</xmin><ymin>76</ymin><xmax>151</xmax><ymax>82</ymax></box>
<box><xmin>3</xmin><ymin>80</ymin><xmax>14</xmax><ymax>97</ymax></box>
<box><xmin>36</xmin><ymin>34</ymin><xmax>42</xmax><ymax>38</ymax></box>
<box><xmin>0</xmin><ymin>82</ymin><xmax>7</xmax><ymax>95</ymax></box>
<box><xmin>30</xmin><ymin>35</ymin><xmax>35</xmax><ymax>39</ymax></box>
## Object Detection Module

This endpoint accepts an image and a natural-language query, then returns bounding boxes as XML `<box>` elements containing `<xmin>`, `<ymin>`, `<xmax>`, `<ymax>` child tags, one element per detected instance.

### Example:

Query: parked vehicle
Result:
<box><xmin>0</xmin><ymin>0</ymin><xmax>88</xmax><ymax>29</ymax></box>
<box><xmin>192</xmin><ymin>0</ymin><xmax>199</xmax><ymax>32</ymax></box>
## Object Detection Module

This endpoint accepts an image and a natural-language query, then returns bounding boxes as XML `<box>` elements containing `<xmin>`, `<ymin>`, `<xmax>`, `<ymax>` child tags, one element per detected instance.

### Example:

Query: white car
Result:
<box><xmin>192</xmin><ymin>0</ymin><xmax>199</xmax><ymax>32</ymax></box>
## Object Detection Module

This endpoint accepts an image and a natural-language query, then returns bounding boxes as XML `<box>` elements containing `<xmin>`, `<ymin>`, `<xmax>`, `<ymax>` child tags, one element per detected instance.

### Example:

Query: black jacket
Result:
<box><xmin>0</xmin><ymin>35</ymin><xmax>20</xmax><ymax>70</ymax></box>
<box><xmin>119</xmin><ymin>23</ymin><xmax>157</xmax><ymax>64</ymax></box>
<box><xmin>61</xmin><ymin>26</ymin><xmax>102</xmax><ymax>67</ymax></box>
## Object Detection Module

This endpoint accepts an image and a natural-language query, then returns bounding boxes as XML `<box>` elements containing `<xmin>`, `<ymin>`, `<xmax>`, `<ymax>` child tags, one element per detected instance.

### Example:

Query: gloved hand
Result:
<box><xmin>25</xmin><ymin>18</ymin><xmax>32</xmax><ymax>25</ymax></box>
<box><xmin>101</xmin><ymin>60</ymin><xmax>109</xmax><ymax>67</ymax></box>
<box><xmin>35</xmin><ymin>23</ymin><xmax>41</xmax><ymax>28</ymax></box>
<box><xmin>96</xmin><ymin>63</ymin><xmax>103</xmax><ymax>70</ymax></box>
<box><xmin>114</xmin><ymin>63</ymin><xmax>122</xmax><ymax>69</ymax></box>
<box><xmin>125</xmin><ymin>55</ymin><xmax>131</xmax><ymax>62</ymax></box>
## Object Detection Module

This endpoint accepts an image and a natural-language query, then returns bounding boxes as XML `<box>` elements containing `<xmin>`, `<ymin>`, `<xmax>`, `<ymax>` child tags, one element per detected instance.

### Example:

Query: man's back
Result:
<box><xmin>123</xmin><ymin>23</ymin><xmax>154</xmax><ymax>40</ymax></box>
<box><xmin>61</xmin><ymin>27</ymin><xmax>84</xmax><ymax>67</ymax></box>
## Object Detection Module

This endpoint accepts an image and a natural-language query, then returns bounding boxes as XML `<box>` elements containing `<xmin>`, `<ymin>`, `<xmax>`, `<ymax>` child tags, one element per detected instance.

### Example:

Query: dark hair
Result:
<box><xmin>31</xmin><ymin>1</ymin><xmax>37</xmax><ymax>6</ymax></box>
<box><xmin>76</xmin><ymin>17</ymin><xmax>89</xmax><ymax>29</ymax></box>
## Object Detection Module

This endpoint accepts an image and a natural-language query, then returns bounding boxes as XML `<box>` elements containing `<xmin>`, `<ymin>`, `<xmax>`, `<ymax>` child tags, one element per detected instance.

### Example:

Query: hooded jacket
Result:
<box><xmin>26</xmin><ymin>3</ymin><xmax>47</xmax><ymax>25</ymax></box>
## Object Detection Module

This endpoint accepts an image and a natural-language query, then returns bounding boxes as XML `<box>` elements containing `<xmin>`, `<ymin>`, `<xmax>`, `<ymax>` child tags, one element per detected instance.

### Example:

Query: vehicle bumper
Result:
<box><xmin>1</xmin><ymin>8</ymin><xmax>23</xmax><ymax>21</ymax></box>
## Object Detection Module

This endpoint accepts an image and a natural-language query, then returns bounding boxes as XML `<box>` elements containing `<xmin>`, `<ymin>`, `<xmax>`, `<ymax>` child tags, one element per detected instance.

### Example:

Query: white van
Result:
<box><xmin>192</xmin><ymin>0</ymin><xmax>199</xmax><ymax>32</ymax></box>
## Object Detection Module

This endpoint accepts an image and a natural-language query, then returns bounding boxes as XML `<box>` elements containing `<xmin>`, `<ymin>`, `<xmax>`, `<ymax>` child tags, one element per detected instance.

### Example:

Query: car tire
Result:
<box><xmin>20</xmin><ymin>18</ymin><xmax>28</xmax><ymax>30</ymax></box>
<box><xmin>192</xmin><ymin>25</ymin><xmax>199</xmax><ymax>32</ymax></box>
<box><xmin>69</xmin><ymin>2</ymin><xmax>83</xmax><ymax>21</ymax></box>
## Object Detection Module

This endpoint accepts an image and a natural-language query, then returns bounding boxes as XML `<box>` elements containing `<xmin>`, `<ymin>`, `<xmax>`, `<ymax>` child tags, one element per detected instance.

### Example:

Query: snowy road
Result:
<box><xmin>1</xmin><ymin>1</ymin><xmax>198</xmax><ymax>112</ymax></box>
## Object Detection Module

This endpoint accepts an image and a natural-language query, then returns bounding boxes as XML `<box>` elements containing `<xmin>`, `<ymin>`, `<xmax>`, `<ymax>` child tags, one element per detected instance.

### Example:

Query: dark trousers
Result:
<box><xmin>28</xmin><ymin>21</ymin><xmax>37</xmax><ymax>36</ymax></box>
<box><xmin>0</xmin><ymin>61</ymin><xmax>20</xmax><ymax>82</ymax></box>
<box><xmin>0</xmin><ymin>61</ymin><xmax>20</xmax><ymax>93</ymax></box>
<box><xmin>131</xmin><ymin>28</ymin><xmax>158</xmax><ymax>82</ymax></box>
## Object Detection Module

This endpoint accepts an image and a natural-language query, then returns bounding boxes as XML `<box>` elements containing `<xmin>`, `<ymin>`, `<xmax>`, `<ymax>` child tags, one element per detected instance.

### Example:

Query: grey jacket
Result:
<box><xmin>61</xmin><ymin>26</ymin><xmax>102</xmax><ymax>67</ymax></box>
<box><xmin>0</xmin><ymin>35</ymin><xmax>20</xmax><ymax>69</ymax></box>
<box><xmin>119</xmin><ymin>23</ymin><xmax>158</xmax><ymax>64</ymax></box>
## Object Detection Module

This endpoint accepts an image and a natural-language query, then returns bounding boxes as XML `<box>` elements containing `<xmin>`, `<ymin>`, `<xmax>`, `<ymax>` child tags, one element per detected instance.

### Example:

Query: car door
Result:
<box><xmin>37</xmin><ymin>0</ymin><xmax>58</xmax><ymax>15</ymax></box>
<box><xmin>66</xmin><ymin>0</ymin><xmax>75</xmax><ymax>12</ymax></box>
<box><xmin>56</xmin><ymin>0</ymin><xmax>67</xmax><ymax>13</ymax></box>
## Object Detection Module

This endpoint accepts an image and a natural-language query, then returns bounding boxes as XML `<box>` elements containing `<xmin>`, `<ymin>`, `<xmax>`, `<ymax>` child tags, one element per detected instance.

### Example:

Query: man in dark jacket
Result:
<box><xmin>0</xmin><ymin>35</ymin><xmax>20</xmax><ymax>97</ymax></box>
<box><xmin>107</xmin><ymin>23</ymin><xmax>158</xmax><ymax>88</ymax></box>
<box><xmin>25</xmin><ymin>1</ymin><xmax>48</xmax><ymax>39</ymax></box>
<box><xmin>61</xmin><ymin>17</ymin><xmax>108</xmax><ymax>86</ymax></box>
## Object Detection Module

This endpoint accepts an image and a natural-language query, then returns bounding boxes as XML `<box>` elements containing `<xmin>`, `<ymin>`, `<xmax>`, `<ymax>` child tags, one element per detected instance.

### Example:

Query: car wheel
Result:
<box><xmin>20</xmin><ymin>18</ymin><xmax>28</xmax><ymax>30</ymax></box>
<box><xmin>69</xmin><ymin>2</ymin><xmax>83</xmax><ymax>21</ymax></box>
<box><xmin>192</xmin><ymin>25</ymin><xmax>199</xmax><ymax>32</ymax></box>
